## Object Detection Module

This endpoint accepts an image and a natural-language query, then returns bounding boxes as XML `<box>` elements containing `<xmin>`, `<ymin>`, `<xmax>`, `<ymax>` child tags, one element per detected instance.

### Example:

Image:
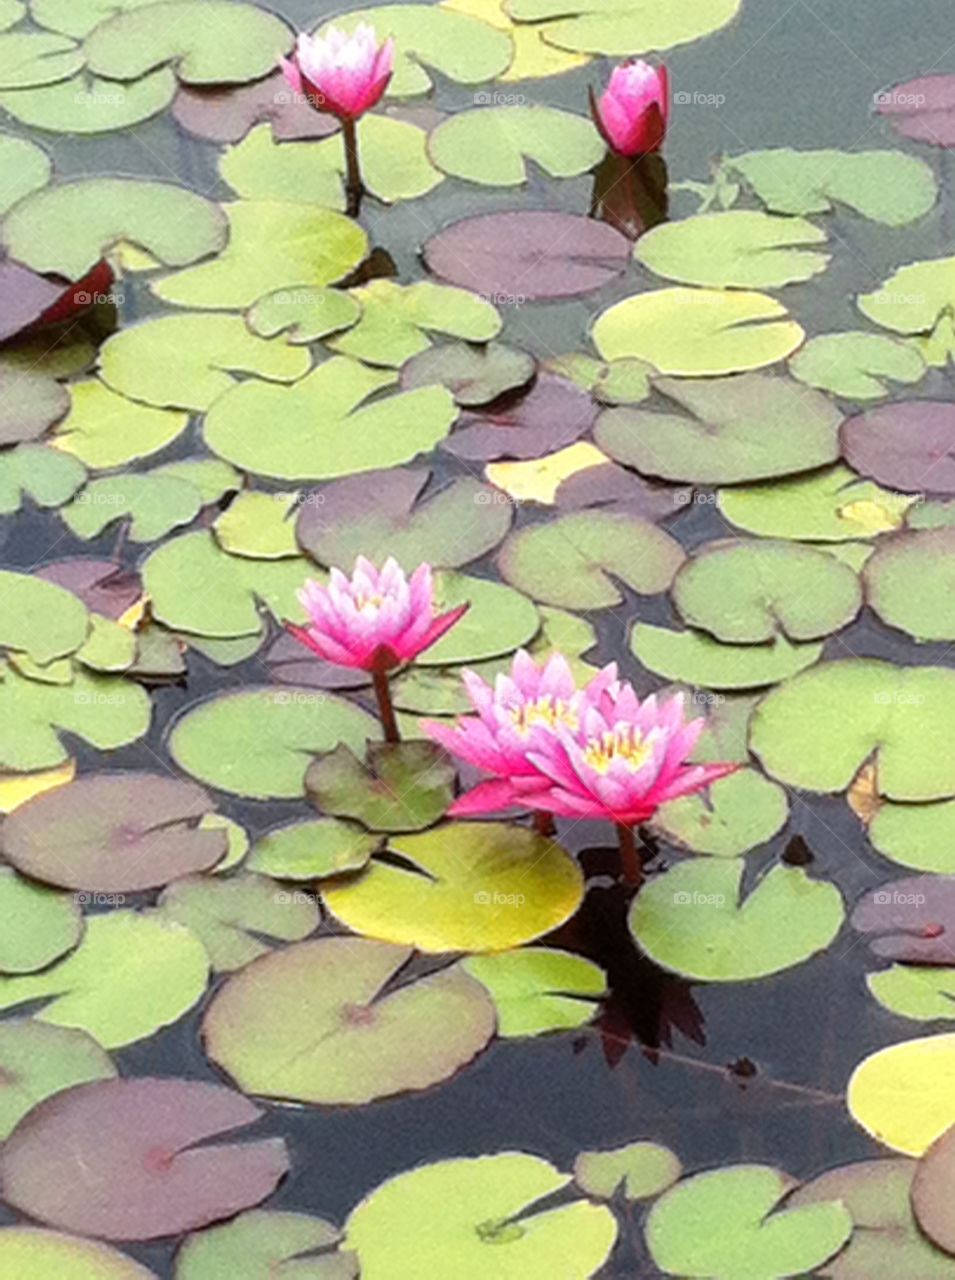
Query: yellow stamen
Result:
<box><xmin>509</xmin><ymin>694</ymin><xmax>578</xmax><ymax>737</ymax></box>
<box><xmin>582</xmin><ymin>726</ymin><xmax>652</xmax><ymax>774</ymax></box>
<box><xmin>355</xmin><ymin>592</ymin><xmax>386</xmax><ymax>611</ymax></box>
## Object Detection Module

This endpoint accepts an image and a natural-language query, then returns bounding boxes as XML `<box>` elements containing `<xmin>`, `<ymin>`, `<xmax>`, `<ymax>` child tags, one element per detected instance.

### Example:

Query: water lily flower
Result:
<box><xmin>424</xmin><ymin>650</ymin><xmax>618</xmax><ymax>820</ymax></box>
<box><xmin>287</xmin><ymin>557</ymin><xmax>468</xmax><ymax>741</ymax></box>
<box><xmin>280</xmin><ymin>24</ymin><xmax>395</xmax><ymax>120</ymax></box>
<box><xmin>591</xmin><ymin>60</ymin><xmax>669</xmax><ymax>157</ymax></box>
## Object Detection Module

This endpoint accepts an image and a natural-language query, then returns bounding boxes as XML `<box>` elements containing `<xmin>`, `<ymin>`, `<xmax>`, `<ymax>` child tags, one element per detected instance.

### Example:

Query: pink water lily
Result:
<box><xmin>280</xmin><ymin>23</ymin><xmax>395</xmax><ymax>121</ymax></box>
<box><xmin>592</xmin><ymin>59</ymin><xmax>669</xmax><ymax>157</ymax></box>
<box><xmin>424</xmin><ymin>650</ymin><xmax>618</xmax><ymax>818</ymax></box>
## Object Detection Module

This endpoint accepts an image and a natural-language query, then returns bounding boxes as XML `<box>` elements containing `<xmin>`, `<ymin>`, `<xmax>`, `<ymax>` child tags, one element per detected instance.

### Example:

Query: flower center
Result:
<box><xmin>355</xmin><ymin>591</ymin><xmax>386</xmax><ymax>613</ymax></box>
<box><xmin>581</xmin><ymin>726</ymin><xmax>652</xmax><ymax>774</ymax></box>
<box><xmin>509</xmin><ymin>694</ymin><xmax>578</xmax><ymax>736</ymax></box>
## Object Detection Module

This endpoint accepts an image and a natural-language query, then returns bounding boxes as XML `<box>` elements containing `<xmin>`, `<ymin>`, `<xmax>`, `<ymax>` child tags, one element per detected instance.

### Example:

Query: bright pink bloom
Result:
<box><xmin>287</xmin><ymin>557</ymin><xmax>467</xmax><ymax>673</ymax></box>
<box><xmin>592</xmin><ymin>60</ymin><xmax>669</xmax><ymax>157</ymax></box>
<box><xmin>280</xmin><ymin>24</ymin><xmax>394</xmax><ymax>120</ymax></box>
<box><xmin>425</xmin><ymin>651</ymin><xmax>619</xmax><ymax>816</ymax></box>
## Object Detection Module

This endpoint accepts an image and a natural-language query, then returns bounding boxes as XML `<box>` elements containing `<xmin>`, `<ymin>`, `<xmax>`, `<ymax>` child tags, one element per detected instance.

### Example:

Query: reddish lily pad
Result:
<box><xmin>400</xmin><ymin>342</ymin><xmax>535</xmax><ymax>406</ymax></box>
<box><xmin>172</xmin><ymin>71</ymin><xmax>339</xmax><ymax>143</ymax></box>
<box><xmin>553</xmin><ymin>461</ymin><xmax>690</xmax><ymax>515</ymax></box>
<box><xmin>912</xmin><ymin>1125</ymin><xmax>955</xmax><ymax>1255</ymax></box>
<box><xmin>841</xmin><ymin>402</ymin><xmax>955</xmax><ymax>495</ymax></box>
<box><xmin>262</xmin><ymin>632</ymin><xmax>373</xmax><ymax>691</ymax></box>
<box><xmin>0</xmin><ymin>258</ymin><xmax>64</xmax><ymax>342</ymax></box>
<box><xmin>423</xmin><ymin>211</ymin><xmax>630</xmax><ymax>300</ymax></box>
<box><xmin>442</xmin><ymin>373</ymin><xmax>598</xmax><ymax>461</ymax></box>
<box><xmin>876</xmin><ymin>76</ymin><xmax>955</xmax><ymax>147</ymax></box>
<box><xmin>0</xmin><ymin>772</ymin><xmax>228</xmax><ymax>893</ymax></box>
<box><xmin>0</xmin><ymin>1077</ymin><xmax>289</xmax><ymax>1240</ymax></box>
<box><xmin>305</xmin><ymin>741</ymin><xmax>455</xmax><ymax>832</ymax></box>
<box><xmin>0</xmin><ymin>1021</ymin><xmax>116</xmax><ymax>1142</ymax></box>
<box><xmin>851</xmin><ymin>876</ymin><xmax>955</xmax><ymax>964</ymax></box>
<box><xmin>36</xmin><ymin>560</ymin><xmax>142</xmax><ymax>620</ymax></box>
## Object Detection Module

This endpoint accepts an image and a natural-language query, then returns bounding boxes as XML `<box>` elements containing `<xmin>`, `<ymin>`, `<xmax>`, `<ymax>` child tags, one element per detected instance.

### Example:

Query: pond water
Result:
<box><xmin>3</xmin><ymin>0</ymin><xmax>955</xmax><ymax>1277</ymax></box>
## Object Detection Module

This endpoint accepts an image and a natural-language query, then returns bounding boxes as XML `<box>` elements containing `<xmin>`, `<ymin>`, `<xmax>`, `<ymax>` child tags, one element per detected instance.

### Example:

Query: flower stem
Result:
<box><xmin>372</xmin><ymin>669</ymin><xmax>400</xmax><ymax>743</ymax></box>
<box><xmin>341</xmin><ymin>116</ymin><xmax>363</xmax><ymax>217</ymax></box>
<box><xmin>617</xmin><ymin>823</ymin><xmax>642</xmax><ymax>887</ymax></box>
<box><xmin>532</xmin><ymin>810</ymin><xmax>555</xmax><ymax>837</ymax></box>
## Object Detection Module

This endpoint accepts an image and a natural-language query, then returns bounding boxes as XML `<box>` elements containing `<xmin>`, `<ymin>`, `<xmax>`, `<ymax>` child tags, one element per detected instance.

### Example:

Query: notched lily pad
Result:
<box><xmin>247</xmin><ymin>817</ymin><xmax>377</xmax><ymax>881</ymax></box>
<box><xmin>306</xmin><ymin>741</ymin><xmax>455</xmax><ymax>833</ymax></box>
<box><xmin>841</xmin><ymin>401</ymin><xmax>955</xmax><ymax>495</ymax></box>
<box><xmin>400</xmin><ymin>341</ymin><xmax>535</xmax><ymax>406</ymax></box>
<box><xmin>573</xmin><ymin>1140</ymin><xmax>681</xmax><ymax>1201</ymax></box>
<box><xmin>462</xmin><ymin>948</ymin><xmax>605</xmax><ymax>1037</ymax></box>
<box><xmin>851</xmin><ymin>875</ymin><xmax>955</xmax><ymax>965</ymax></box>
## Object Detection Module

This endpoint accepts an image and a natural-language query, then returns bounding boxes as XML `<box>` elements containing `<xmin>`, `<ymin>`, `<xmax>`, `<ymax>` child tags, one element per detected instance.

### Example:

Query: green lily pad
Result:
<box><xmin>328</xmin><ymin>280</ymin><xmax>501</xmax><ymax>367</ymax></box>
<box><xmin>461</xmin><ymin>948</ymin><xmax>605</xmax><ymax>1036</ymax></box>
<box><xmin>0</xmin><ymin>0</ymin><xmax>22</xmax><ymax>29</ymax></box>
<box><xmin>0</xmin><ymin>1021</ymin><xmax>116</xmax><ymax>1142</ymax></box>
<box><xmin>152</xmin><ymin>458</ymin><xmax>241</xmax><ymax>505</ymax></box>
<box><xmin>635</xmin><ymin>211</ymin><xmax>829</xmax><ymax>289</ymax></box>
<box><xmin>52</xmin><ymin>381</ymin><xmax>188</xmax><ymax>470</ymax></box>
<box><xmin>544</xmin><ymin>351</ymin><xmax>653</xmax><ymax>404</ymax></box>
<box><xmin>61</xmin><ymin>471</ymin><xmax>205</xmax><ymax>543</ymax></box>
<box><xmin>498</xmin><ymin>509</ymin><xmax>685</xmax><ymax>608</ymax></box>
<box><xmin>400</xmin><ymin>341</ymin><xmax>535</xmax><ymax>406</ymax></box>
<box><xmin>864</xmin><ymin>528</ymin><xmax>955</xmax><ymax>640</ymax></box>
<box><xmin>203</xmin><ymin>936</ymin><xmax>496</xmax><ymax>1104</ymax></box>
<box><xmin>99</xmin><ymin>313</ymin><xmax>310</xmax><ymax>412</ymax></box>
<box><xmin>654</xmin><ymin>768</ymin><xmax>789</xmax><ymax>857</ymax></box>
<box><xmin>344</xmin><ymin>1153</ymin><xmax>617</xmax><ymax>1279</ymax></box>
<box><xmin>416</xmin><ymin>572</ymin><xmax>539</xmax><ymax>666</ymax></box>
<box><xmin>718</xmin><ymin>465</ymin><xmax>917</xmax><ymax>541</ymax></box>
<box><xmin>789</xmin><ymin>332</ymin><xmax>926</xmax><ymax>400</ymax></box>
<box><xmin>428</xmin><ymin>105</ymin><xmax>602</xmax><ymax>185</ymax></box>
<box><xmin>630</xmin><ymin>859</ymin><xmax>844</xmax><ymax>982</ymax></box>
<box><xmin>573</xmin><ymin>1141</ymin><xmax>681</xmax><ymax>1201</ymax></box>
<box><xmin>83</xmin><ymin>0</ymin><xmax>293</xmax><ymax>85</ymax></box>
<box><xmin>0</xmin><ymin>131</ymin><xmax>51</xmax><ymax>214</ymax></box>
<box><xmin>75</xmin><ymin>615</ymin><xmax>137</xmax><ymax>675</ymax></box>
<box><xmin>160</xmin><ymin>872</ymin><xmax>319</xmax><ymax>972</ymax></box>
<box><xmin>0</xmin><ymin>570</ymin><xmax>88</xmax><ymax>664</ymax></box>
<box><xmin>0</xmin><ymin>32</ymin><xmax>82</xmax><ymax>89</ymax></box>
<box><xmin>750</xmin><ymin>659</ymin><xmax>955</xmax><ymax>799</ymax></box>
<box><xmin>0</xmin><ymin>910</ymin><xmax>209</xmax><ymax>1048</ymax></box>
<box><xmin>671</xmin><ymin>539</ymin><xmax>862</xmax><ymax>641</ymax></box>
<box><xmin>869</xmin><ymin>798</ymin><xmax>955</xmax><ymax>873</ymax></box>
<box><xmin>725</xmin><ymin>147</ymin><xmax>937</xmax><ymax>226</ymax></box>
<box><xmin>203</xmin><ymin>357</ymin><xmax>455</xmax><ymax>481</ymax></box>
<box><xmin>324</xmin><ymin>823</ymin><xmax>583</xmax><ymax>953</ymax></box>
<box><xmin>31</xmin><ymin>0</ymin><xmax>158</xmax><ymax>37</ymax></box>
<box><xmin>0</xmin><ymin>867</ymin><xmax>82</xmax><ymax>973</ymax></box>
<box><xmin>505</xmin><ymin>0</ymin><xmax>740</xmax><ymax>56</ymax></box>
<box><xmin>314</xmin><ymin>6</ymin><xmax>513</xmax><ymax>97</ymax></box>
<box><xmin>306</xmin><ymin>741</ymin><xmax>455</xmax><ymax>833</ymax></box>
<box><xmin>0</xmin><ymin>1228</ymin><xmax>155</xmax><ymax>1279</ymax></box>
<box><xmin>169</xmin><ymin>686</ymin><xmax>379</xmax><ymax>800</ymax></box>
<box><xmin>0</xmin><ymin>66</ymin><xmax>176</xmax><ymax>132</ymax></box>
<box><xmin>867</xmin><ymin>965</ymin><xmax>955</xmax><ymax>1022</ymax></box>
<box><xmin>595</xmin><ymin>373</ymin><xmax>841</xmax><ymax>484</ymax></box>
<box><xmin>0</xmin><ymin>444</ymin><xmax>85</xmax><ymax>515</ymax></box>
<box><xmin>631</xmin><ymin>623</ymin><xmax>823</xmax><ymax>690</ymax></box>
<box><xmin>247</xmin><ymin>286</ymin><xmax>361</xmax><ymax>346</ymax></box>
<box><xmin>213</xmin><ymin>491</ymin><xmax>300</xmax><ymax>560</ymax></box>
<box><xmin>153</xmin><ymin>202</ymin><xmax>366</xmax><ymax>311</ymax></box>
<box><xmin>857</xmin><ymin>255</ymin><xmax>955</xmax><ymax>337</ymax></box>
<box><xmin>174</xmin><ymin>1210</ymin><xmax>353</xmax><ymax>1280</ymax></box>
<box><xmin>247</xmin><ymin>817</ymin><xmax>378</xmax><ymax>880</ymax></box>
<box><xmin>645</xmin><ymin>1164</ymin><xmax>852</xmax><ymax>1278</ymax></box>
<box><xmin>0</xmin><ymin>370</ymin><xmax>68</xmax><ymax>447</ymax></box>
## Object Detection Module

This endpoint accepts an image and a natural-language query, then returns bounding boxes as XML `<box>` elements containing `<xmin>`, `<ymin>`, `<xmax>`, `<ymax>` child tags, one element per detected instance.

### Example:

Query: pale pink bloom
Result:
<box><xmin>280</xmin><ymin>23</ymin><xmax>395</xmax><ymax>120</ymax></box>
<box><xmin>425</xmin><ymin>652</ymin><xmax>618</xmax><ymax>817</ymax></box>
<box><xmin>592</xmin><ymin>60</ymin><xmax>669</xmax><ymax>157</ymax></box>
<box><xmin>287</xmin><ymin>557</ymin><xmax>467</xmax><ymax>672</ymax></box>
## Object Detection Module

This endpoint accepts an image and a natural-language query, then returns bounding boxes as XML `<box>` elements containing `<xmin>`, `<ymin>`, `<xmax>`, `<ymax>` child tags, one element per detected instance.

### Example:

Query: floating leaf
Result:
<box><xmin>504</xmin><ymin>0</ymin><xmax>741</xmax><ymax>57</ymax></box>
<box><xmin>645</xmin><ymin>1164</ymin><xmax>852</xmax><ymax>1279</ymax></box>
<box><xmin>441</xmin><ymin>0</ymin><xmax>589</xmax><ymax>80</ymax></box>
<box><xmin>424</xmin><ymin>211</ymin><xmax>630</xmax><ymax>300</ymax></box>
<box><xmin>868</xmin><ymin>966</ymin><xmax>955</xmax><ymax>1022</ymax></box>
<box><xmin>848</xmin><ymin>1034</ymin><xmax>955</xmax><ymax>1155</ymax></box>
<box><xmin>0</xmin><ymin>1021</ymin><xmax>115</xmax><ymax>1143</ymax></box>
<box><xmin>174</xmin><ymin>1210</ymin><xmax>352</xmax><ymax>1280</ymax></box>
<box><xmin>415</xmin><ymin>572</ymin><xmax>539</xmax><ymax>666</ymax></box>
<box><xmin>203</xmin><ymin>937</ymin><xmax>495</xmax><ymax>1104</ymax></box>
<box><xmin>913</xmin><ymin>1123</ymin><xmax>955</xmax><ymax>1257</ymax></box>
<box><xmin>629</xmin><ymin>859</ymin><xmax>843</xmax><ymax>981</ymax></box>
<box><xmin>52</xmin><ymin>381</ymin><xmax>188</xmax><ymax>470</ymax></box>
<box><xmin>306</xmin><ymin>741</ymin><xmax>454</xmax><ymax>833</ymax></box>
<box><xmin>444</xmin><ymin>373</ymin><xmax>598</xmax><ymax>462</ymax></box>
<box><xmin>462</xmin><ymin>948</ymin><xmax>605</xmax><ymax>1036</ymax></box>
<box><xmin>485</xmin><ymin>441</ymin><xmax>614</xmax><ymax>506</ymax></box>
<box><xmin>401</xmin><ymin>341</ymin><xmax>535</xmax><ymax>406</ymax></box>
<box><xmin>0</xmin><ymin>867</ymin><xmax>81</xmax><ymax>973</ymax></box>
<box><xmin>32</xmin><ymin>0</ymin><xmax>161</xmax><ymax>36</ymax></box>
<box><xmin>858</xmin><ymin>256</ymin><xmax>955</xmax><ymax>339</ymax></box>
<box><xmin>0</xmin><ymin>32</ymin><xmax>82</xmax><ymax>89</ymax></box>
<box><xmin>653</xmin><ymin>768</ymin><xmax>789</xmax><ymax>857</ymax></box>
<box><xmin>213</xmin><ymin>491</ymin><xmax>300</xmax><ymax>560</ymax></box>
<box><xmin>0</xmin><ymin>910</ymin><xmax>209</xmax><ymax>1048</ymax></box>
<box><xmin>592</xmin><ymin>288</ymin><xmax>805</xmax><ymax>377</ymax></box>
<box><xmin>573</xmin><ymin>1141</ymin><xmax>681</xmax><ymax>1201</ymax></box>
<box><xmin>169</xmin><ymin>686</ymin><xmax>378</xmax><ymax>800</ymax></box>
<box><xmin>0</xmin><ymin>570</ymin><xmax>88</xmax><ymax>664</ymax></box>
<box><xmin>0</xmin><ymin>67</ymin><xmax>176</xmax><ymax>132</ymax></box>
<box><xmin>842</xmin><ymin>401</ymin><xmax>955</xmax><ymax>495</ymax></box>
<box><xmin>247</xmin><ymin>285</ymin><xmax>361</xmax><ymax>345</ymax></box>
<box><xmin>62</xmin><ymin>471</ymin><xmax>205</xmax><ymax>543</ymax></box>
<box><xmin>869</xmin><ymin>798</ymin><xmax>955</xmax><ymax>874</ymax></box>
<box><xmin>0</xmin><ymin>759</ymin><xmax>74</xmax><ymax>815</ymax></box>
<box><xmin>0</xmin><ymin>131</ymin><xmax>50</xmax><ymax>214</ymax></box>
<box><xmin>329</xmin><ymin>280</ymin><xmax>501</xmax><ymax>367</ymax></box>
<box><xmin>172</xmin><ymin>68</ymin><xmax>340</xmax><ymax>143</ymax></box>
<box><xmin>344</xmin><ymin>1153</ymin><xmax>618</xmax><ymax>1279</ymax></box>
<box><xmin>851</xmin><ymin>876</ymin><xmax>955</xmax><ymax>965</ymax></box>
<box><xmin>0</xmin><ymin>1227</ymin><xmax>155</xmax><ymax>1279</ymax></box>
<box><xmin>203</xmin><ymin>357</ymin><xmax>456</xmax><ymax>481</ymax></box>
<box><xmin>789</xmin><ymin>332</ymin><xmax>926</xmax><ymax>400</ymax></box>
<box><xmin>324</xmin><ymin>823</ymin><xmax>583</xmax><ymax>953</ymax></box>
<box><xmin>0</xmin><ymin>0</ymin><xmax>21</xmax><ymax>29</ymax></box>
<box><xmin>718</xmin><ymin>465</ymin><xmax>916</xmax><ymax>541</ymax></box>
<box><xmin>631</xmin><ymin>624</ymin><xmax>823</xmax><ymax>690</ymax></box>
<box><xmin>865</xmin><ymin>528</ymin><xmax>955</xmax><ymax>640</ymax></box>
<box><xmin>247</xmin><ymin>817</ymin><xmax>377</xmax><ymax>880</ymax></box>
<box><xmin>875</xmin><ymin>75</ymin><xmax>955</xmax><ymax>147</ymax></box>
<box><xmin>498</xmin><ymin>509</ymin><xmax>684</xmax><ymax>608</ymax></box>
<box><xmin>428</xmin><ymin>105</ymin><xmax>602</xmax><ymax>185</ymax></box>
<box><xmin>0</xmin><ymin>1077</ymin><xmax>288</xmax><ymax>1240</ymax></box>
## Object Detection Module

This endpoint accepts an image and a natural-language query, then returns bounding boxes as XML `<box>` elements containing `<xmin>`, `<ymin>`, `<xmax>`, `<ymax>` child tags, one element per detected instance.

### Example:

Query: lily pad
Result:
<box><xmin>168</xmin><ymin>686</ymin><xmax>378</xmax><ymax>800</ymax></box>
<box><xmin>344</xmin><ymin>1153</ymin><xmax>617</xmax><ymax>1279</ymax></box>
<box><xmin>442</xmin><ymin>0</ymin><xmax>589</xmax><ymax>81</ymax></box>
<box><xmin>0</xmin><ymin>1228</ymin><xmax>155</xmax><ymax>1279</ymax></box>
<box><xmin>247</xmin><ymin>286</ymin><xmax>361</xmax><ymax>345</ymax></box>
<box><xmin>869</xmin><ymin>798</ymin><xmax>955</xmax><ymax>874</ymax></box>
<box><xmin>592</xmin><ymin>287</ymin><xmax>805</xmax><ymax>377</ymax></box>
<box><xmin>203</xmin><ymin>357</ymin><xmax>456</xmax><ymax>481</ymax></box>
<box><xmin>424</xmin><ymin>211</ymin><xmax>630</xmax><ymax>300</ymax></box>
<box><xmin>848</xmin><ymin>1033</ymin><xmax>955</xmax><ymax>1155</ymax></box>
<box><xmin>0</xmin><ymin>131</ymin><xmax>51</xmax><ymax>214</ymax></box>
<box><xmin>750</xmin><ymin>659</ymin><xmax>955</xmax><ymax>800</ymax></box>
<box><xmin>498</xmin><ymin>509</ymin><xmax>685</xmax><ymax>608</ymax></box>
<box><xmin>868</xmin><ymin>966</ymin><xmax>955</xmax><ymax>1022</ymax></box>
<box><xmin>790</xmin><ymin>332</ymin><xmax>926</xmax><ymax>400</ymax></box>
<box><xmin>0</xmin><ymin>910</ymin><xmax>209</xmax><ymax>1048</ymax></box>
<box><xmin>841</xmin><ymin>401</ymin><xmax>955</xmax><ymax>495</ymax></box>
<box><xmin>174</xmin><ymin>1210</ymin><xmax>353</xmax><ymax>1280</ymax></box>
<box><xmin>428</xmin><ymin>105</ymin><xmax>602</xmax><ymax>185</ymax></box>
<box><xmin>876</xmin><ymin>75</ymin><xmax>955</xmax><ymax>147</ymax></box>
<box><xmin>306</xmin><ymin>741</ymin><xmax>454</xmax><ymax>833</ymax></box>
<box><xmin>630</xmin><ymin>859</ymin><xmax>844</xmax><ymax>981</ymax></box>
<box><xmin>858</xmin><ymin>255</ymin><xmax>955</xmax><ymax>340</ymax></box>
<box><xmin>83</xmin><ymin>1</ymin><xmax>293</xmax><ymax>85</ymax></box>
<box><xmin>461</xmin><ymin>948</ymin><xmax>605</xmax><ymax>1036</ymax></box>
<box><xmin>913</xmin><ymin>1122</ymin><xmax>955</xmax><ymax>1256</ymax></box>
<box><xmin>444</xmin><ymin>372</ymin><xmax>599</xmax><ymax>462</ymax></box>
<box><xmin>0</xmin><ymin>772</ymin><xmax>228</xmax><ymax>893</ymax></box>
<box><xmin>671</xmin><ymin>538</ymin><xmax>862</xmax><ymax>641</ymax></box>
<box><xmin>504</xmin><ymin>0</ymin><xmax>741</xmax><ymax>57</ymax></box>
<box><xmin>62</xmin><ymin>471</ymin><xmax>205</xmax><ymax>543</ymax></box>
<box><xmin>172</xmin><ymin>69</ymin><xmax>340</xmax><ymax>143</ymax></box>
<box><xmin>247</xmin><ymin>817</ymin><xmax>377</xmax><ymax>881</ymax></box>
<box><xmin>645</xmin><ymin>1164</ymin><xmax>852</xmax><ymax>1279</ymax></box>
<box><xmin>0</xmin><ymin>1077</ymin><xmax>288</xmax><ymax>1240</ymax></box>
<box><xmin>0</xmin><ymin>1021</ymin><xmax>116</xmax><ymax>1142</ymax></box>
<box><xmin>154</xmin><ymin>202</ymin><xmax>366</xmax><ymax>311</ymax></box>
<box><xmin>0</xmin><ymin>32</ymin><xmax>82</xmax><ymax>89</ymax></box>
<box><xmin>631</xmin><ymin>623</ymin><xmax>823</xmax><ymax>690</ymax></box>
<box><xmin>653</xmin><ymin>768</ymin><xmax>789</xmax><ymax>857</ymax></box>
<box><xmin>52</xmin><ymin>381</ymin><xmax>189</xmax><ymax>470</ymax></box>
<box><xmin>323</xmin><ymin>823</ymin><xmax>583</xmax><ymax>953</ymax></box>
<box><xmin>0</xmin><ymin>446</ymin><xmax>95</xmax><ymax>515</ymax></box>
<box><xmin>415</xmin><ymin>571</ymin><xmax>540</xmax><ymax>666</ymax></box>
<box><xmin>573</xmin><ymin>1141</ymin><xmax>681</xmax><ymax>1201</ymax></box>
<box><xmin>213</xmin><ymin>491</ymin><xmax>300</xmax><ymax>560</ymax></box>
<box><xmin>865</xmin><ymin>528</ymin><xmax>955</xmax><ymax>640</ymax></box>
<box><xmin>400</xmin><ymin>341</ymin><xmax>535</xmax><ymax>406</ymax></box>
<box><xmin>0</xmin><ymin>570</ymin><xmax>88</xmax><ymax>664</ymax></box>
<box><xmin>0</xmin><ymin>67</ymin><xmax>176</xmax><ymax>132</ymax></box>
<box><xmin>203</xmin><ymin>937</ymin><xmax>496</xmax><ymax>1104</ymax></box>
<box><xmin>635</xmin><ymin>211</ymin><xmax>829</xmax><ymax>289</ymax></box>
<box><xmin>851</xmin><ymin>875</ymin><xmax>955</xmax><ymax>965</ymax></box>
<box><xmin>329</xmin><ymin>280</ymin><xmax>501</xmax><ymax>367</ymax></box>
<box><xmin>0</xmin><ymin>867</ymin><xmax>82</xmax><ymax>972</ymax></box>
<box><xmin>595</xmin><ymin>373</ymin><xmax>841</xmax><ymax>483</ymax></box>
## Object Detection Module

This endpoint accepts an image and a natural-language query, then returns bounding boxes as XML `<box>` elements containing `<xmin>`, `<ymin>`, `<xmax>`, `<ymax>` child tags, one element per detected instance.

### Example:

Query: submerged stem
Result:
<box><xmin>341</xmin><ymin>116</ymin><xmax>363</xmax><ymax>217</ymax></box>
<box><xmin>617</xmin><ymin>823</ymin><xmax>642</xmax><ymax>887</ymax></box>
<box><xmin>372</xmin><ymin>669</ymin><xmax>400</xmax><ymax>743</ymax></box>
<box><xmin>532</xmin><ymin>810</ymin><xmax>556</xmax><ymax>837</ymax></box>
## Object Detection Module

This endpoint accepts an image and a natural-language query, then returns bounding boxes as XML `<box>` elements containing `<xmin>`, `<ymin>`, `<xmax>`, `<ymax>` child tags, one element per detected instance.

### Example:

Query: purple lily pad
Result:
<box><xmin>0</xmin><ymin>259</ymin><xmax>63</xmax><ymax>343</ymax></box>
<box><xmin>423</xmin><ymin>211</ymin><xmax>631</xmax><ymax>301</ymax></box>
<box><xmin>172</xmin><ymin>71</ymin><xmax>338</xmax><ymax>143</ymax></box>
<box><xmin>0</xmin><ymin>1077</ymin><xmax>289</xmax><ymax>1241</ymax></box>
<box><xmin>263</xmin><ymin>631</ymin><xmax>373</xmax><ymax>691</ymax></box>
<box><xmin>442</xmin><ymin>373</ymin><xmax>597</xmax><ymax>461</ymax></box>
<box><xmin>876</xmin><ymin>76</ymin><xmax>955</xmax><ymax>146</ymax></box>
<box><xmin>35</xmin><ymin>560</ymin><xmax>142</xmax><ymax>620</ymax></box>
<box><xmin>841</xmin><ymin>401</ymin><xmax>955</xmax><ymax>495</ymax></box>
<box><xmin>912</xmin><ymin>1124</ymin><xmax>955</xmax><ymax>1255</ymax></box>
<box><xmin>851</xmin><ymin>875</ymin><xmax>955</xmax><ymax>963</ymax></box>
<box><xmin>554</xmin><ymin>461</ymin><xmax>692</xmax><ymax>517</ymax></box>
